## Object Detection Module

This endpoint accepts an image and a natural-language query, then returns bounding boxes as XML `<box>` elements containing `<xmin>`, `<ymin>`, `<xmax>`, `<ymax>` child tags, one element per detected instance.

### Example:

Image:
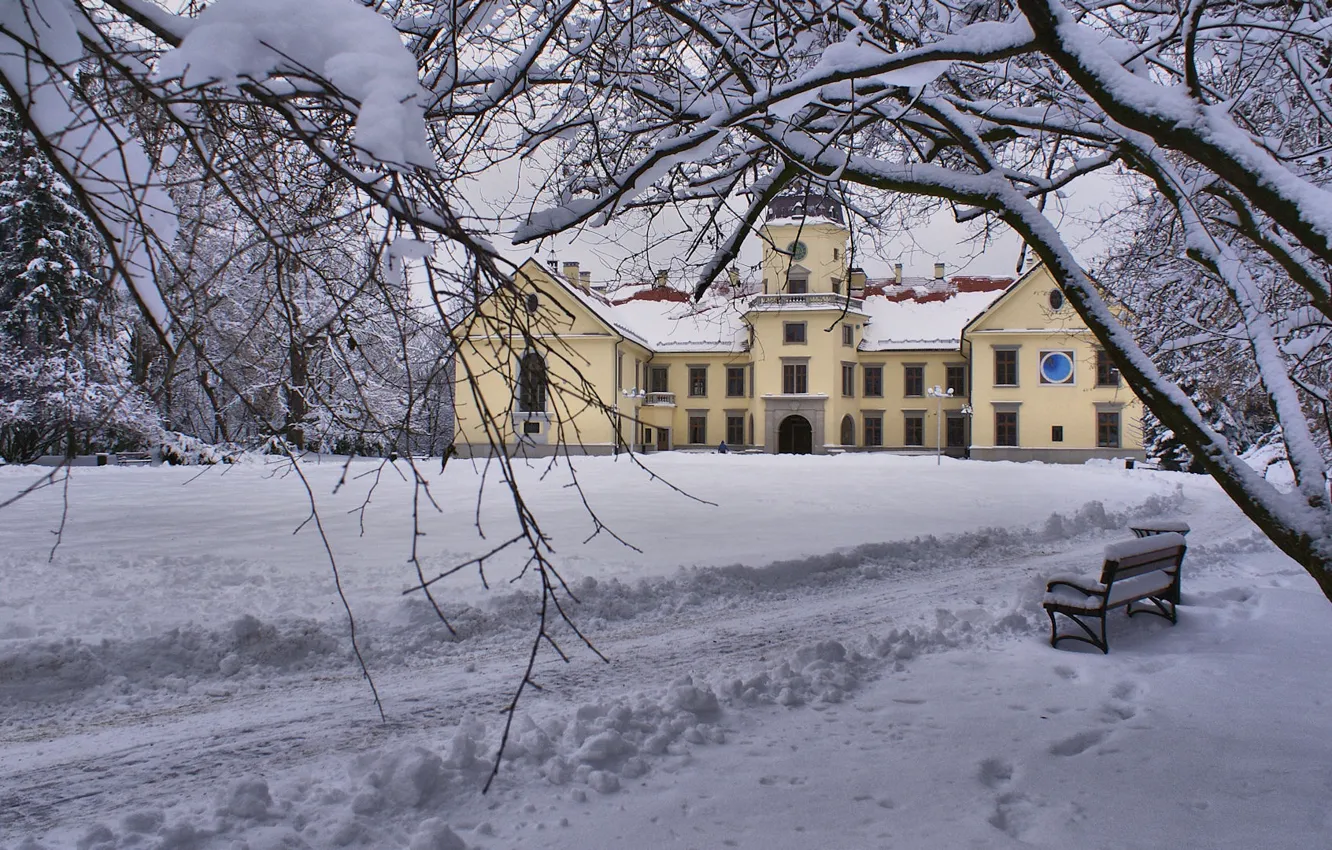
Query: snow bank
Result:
<box><xmin>0</xmin><ymin>491</ymin><xmax>1185</xmax><ymax>717</ymax></box>
<box><xmin>0</xmin><ymin>613</ymin><xmax>344</xmax><ymax>714</ymax></box>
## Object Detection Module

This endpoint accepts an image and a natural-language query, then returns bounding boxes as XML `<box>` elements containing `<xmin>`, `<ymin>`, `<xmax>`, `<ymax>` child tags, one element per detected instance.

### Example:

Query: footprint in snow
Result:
<box><xmin>1100</xmin><ymin>701</ymin><xmax>1137</xmax><ymax>722</ymax></box>
<box><xmin>1048</xmin><ymin>729</ymin><xmax>1109</xmax><ymax>757</ymax></box>
<box><xmin>1110</xmin><ymin>681</ymin><xmax>1138</xmax><ymax>702</ymax></box>
<box><xmin>989</xmin><ymin>791</ymin><xmax>1038</xmax><ymax>839</ymax></box>
<box><xmin>977</xmin><ymin>757</ymin><xmax>1014</xmax><ymax>790</ymax></box>
<box><xmin>1053</xmin><ymin>665</ymin><xmax>1079</xmax><ymax>681</ymax></box>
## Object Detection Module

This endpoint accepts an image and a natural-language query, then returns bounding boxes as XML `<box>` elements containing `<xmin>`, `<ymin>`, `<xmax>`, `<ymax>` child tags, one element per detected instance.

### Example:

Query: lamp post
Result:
<box><xmin>927</xmin><ymin>385</ymin><xmax>954</xmax><ymax>465</ymax></box>
<box><xmin>621</xmin><ymin>388</ymin><xmax>646</xmax><ymax>452</ymax></box>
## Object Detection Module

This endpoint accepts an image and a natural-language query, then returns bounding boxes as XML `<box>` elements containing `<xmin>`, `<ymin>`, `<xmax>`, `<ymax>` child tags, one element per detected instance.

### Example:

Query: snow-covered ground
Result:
<box><xmin>2</xmin><ymin>454</ymin><xmax>1328</xmax><ymax>849</ymax></box>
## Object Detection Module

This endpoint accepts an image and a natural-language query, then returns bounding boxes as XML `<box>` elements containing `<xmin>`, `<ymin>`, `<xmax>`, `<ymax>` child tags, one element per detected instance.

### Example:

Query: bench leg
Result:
<box><xmin>1045</xmin><ymin>606</ymin><xmax>1108</xmax><ymax>653</ymax></box>
<box><xmin>1125</xmin><ymin>595</ymin><xmax>1176</xmax><ymax>625</ymax></box>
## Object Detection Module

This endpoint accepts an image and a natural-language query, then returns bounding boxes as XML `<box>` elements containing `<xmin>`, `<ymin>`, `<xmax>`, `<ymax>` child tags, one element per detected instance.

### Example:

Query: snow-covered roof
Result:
<box><xmin>531</xmin><ymin>262</ymin><xmax>1008</xmax><ymax>355</ymax></box>
<box><xmin>763</xmin><ymin>216</ymin><xmax>845</xmax><ymax>229</ymax></box>
<box><xmin>859</xmin><ymin>288</ymin><xmax>1009</xmax><ymax>351</ymax></box>
<box><xmin>560</xmin><ymin>281</ymin><xmax>748</xmax><ymax>352</ymax></box>
<box><xmin>606</xmin><ymin>297</ymin><xmax>748</xmax><ymax>352</ymax></box>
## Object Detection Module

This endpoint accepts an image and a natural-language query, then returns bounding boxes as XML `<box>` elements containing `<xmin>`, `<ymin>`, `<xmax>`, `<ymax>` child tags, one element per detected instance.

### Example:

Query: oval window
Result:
<box><xmin>787</xmin><ymin>241</ymin><xmax>808</xmax><ymax>261</ymax></box>
<box><xmin>1048</xmin><ymin>289</ymin><xmax>1065</xmax><ymax>310</ymax></box>
<box><xmin>1040</xmin><ymin>351</ymin><xmax>1075</xmax><ymax>384</ymax></box>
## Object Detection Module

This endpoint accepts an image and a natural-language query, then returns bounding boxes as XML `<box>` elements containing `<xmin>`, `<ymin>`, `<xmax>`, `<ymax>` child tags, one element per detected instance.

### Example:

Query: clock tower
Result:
<box><xmin>759</xmin><ymin>191</ymin><xmax>851</xmax><ymax>295</ymax></box>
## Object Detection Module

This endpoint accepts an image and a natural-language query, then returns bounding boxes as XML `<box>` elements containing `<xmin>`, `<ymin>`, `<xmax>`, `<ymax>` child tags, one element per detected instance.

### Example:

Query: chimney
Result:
<box><xmin>579</xmin><ymin>271</ymin><xmax>592</xmax><ymax>290</ymax></box>
<box><xmin>934</xmin><ymin>261</ymin><xmax>945</xmax><ymax>280</ymax></box>
<box><xmin>562</xmin><ymin>261</ymin><xmax>580</xmax><ymax>286</ymax></box>
<box><xmin>850</xmin><ymin>267</ymin><xmax>867</xmax><ymax>291</ymax></box>
<box><xmin>546</xmin><ymin>257</ymin><xmax>559</xmax><ymax>274</ymax></box>
<box><xmin>655</xmin><ymin>269</ymin><xmax>669</xmax><ymax>288</ymax></box>
<box><xmin>894</xmin><ymin>263</ymin><xmax>903</xmax><ymax>284</ymax></box>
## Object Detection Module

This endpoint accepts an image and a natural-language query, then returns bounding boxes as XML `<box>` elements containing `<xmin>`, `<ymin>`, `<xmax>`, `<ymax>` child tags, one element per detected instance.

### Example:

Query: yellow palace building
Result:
<box><xmin>452</xmin><ymin>195</ymin><xmax>1144</xmax><ymax>462</ymax></box>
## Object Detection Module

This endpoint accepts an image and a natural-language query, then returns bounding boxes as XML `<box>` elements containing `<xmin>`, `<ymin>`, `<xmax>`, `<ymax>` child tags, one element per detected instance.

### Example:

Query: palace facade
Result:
<box><xmin>452</xmin><ymin>198</ymin><xmax>1144</xmax><ymax>462</ymax></box>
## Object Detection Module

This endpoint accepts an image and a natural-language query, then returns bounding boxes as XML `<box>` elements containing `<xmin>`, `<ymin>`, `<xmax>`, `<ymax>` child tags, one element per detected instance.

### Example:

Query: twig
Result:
<box><xmin>283</xmin><ymin>446</ymin><xmax>385</xmax><ymax>722</ymax></box>
<box><xmin>47</xmin><ymin>465</ymin><xmax>72</xmax><ymax>562</ymax></box>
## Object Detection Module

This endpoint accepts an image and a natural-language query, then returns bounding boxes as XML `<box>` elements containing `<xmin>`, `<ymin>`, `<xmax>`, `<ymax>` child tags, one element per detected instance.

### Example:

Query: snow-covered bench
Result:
<box><xmin>1043</xmin><ymin>533</ymin><xmax>1188</xmax><ymax>654</ymax></box>
<box><xmin>114</xmin><ymin>451</ymin><xmax>154</xmax><ymax>466</ymax></box>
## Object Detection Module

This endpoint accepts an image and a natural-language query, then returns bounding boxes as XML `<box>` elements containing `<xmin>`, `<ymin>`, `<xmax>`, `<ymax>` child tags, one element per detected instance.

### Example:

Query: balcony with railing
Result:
<box><xmin>644</xmin><ymin>392</ymin><xmax>676</xmax><ymax>406</ymax></box>
<box><xmin>747</xmin><ymin>292</ymin><xmax>864</xmax><ymax>311</ymax></box>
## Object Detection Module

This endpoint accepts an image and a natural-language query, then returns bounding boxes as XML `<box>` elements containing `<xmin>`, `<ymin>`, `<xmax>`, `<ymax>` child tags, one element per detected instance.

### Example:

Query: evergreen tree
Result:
<box><xmin>0</xmin><ymin>95</ymin><xmax>157</xmax><ymax>461</ymax></box>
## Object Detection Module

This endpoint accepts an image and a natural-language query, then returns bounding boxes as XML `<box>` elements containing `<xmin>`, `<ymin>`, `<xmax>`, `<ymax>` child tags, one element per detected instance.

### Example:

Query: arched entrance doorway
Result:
<box><xmin>778</xmin><ymin>415</ymin><xmax>813</xmax><ymax>454</ymax></box>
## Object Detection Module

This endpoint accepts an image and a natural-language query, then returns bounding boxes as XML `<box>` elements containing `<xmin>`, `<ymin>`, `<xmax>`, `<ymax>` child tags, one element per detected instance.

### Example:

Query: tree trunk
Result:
<box><xmin>286</xmin><ymin>339</ymin><xmax>308</xmax><ymax>451</ymax></box>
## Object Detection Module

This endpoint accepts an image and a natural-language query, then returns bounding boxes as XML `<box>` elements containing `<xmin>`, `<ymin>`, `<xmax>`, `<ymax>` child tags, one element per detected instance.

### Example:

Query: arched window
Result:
<box><xmin>840</xmin><ymin>414</ymin><xmax>855</xmax><ymax>446</ymax></box>
<box><xmin>518</xmin><ymin>351</ymin><xmax>547</xmax><ymax>412</ymax></box>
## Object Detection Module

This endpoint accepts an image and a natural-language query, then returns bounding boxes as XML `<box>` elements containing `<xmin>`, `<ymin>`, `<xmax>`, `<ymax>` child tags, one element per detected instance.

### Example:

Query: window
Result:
<box><xmin>863</xmin><ymin>365</ymin><xmax>884</xmax><ymax>397</ymax></box>
<box><xmin>726</xmin><ymin>366</ymin><xmax>745</xmax><ymax>397</ymax></box>
<box><xmin>842</xmin><ymin>325</ymin><xmax>853</xmax><ymax>347</ymax></box>
<box><xmin>788</xmin><ymin>277</ymin><xmax>808</xmax><ymax>294</ymax></box>
<box><xmin>782</xmin><ymin>362</ymin><xmax>808</xmax><ymax>394</ymax></box>
<box><xmin>946</xmin><ymin>364</ymin><xmax>966</xmax><ymax>396</ymax></box>
<box><xmin>1052</xmin><ymin>425</ymin><xmax>1064</xmax><ymax>442</ymax></box>
<box><xmin>832</xmin><ymin>278</ymin><xmax>842</xmax><ymax>295</ymax></box>
<box><xmin>833</xmin><ymin>247</ymin><xmax>840</xmax><ymax>261</ymax></box>
<box><xmin>1039</xmin><ymin>350</ymin><xmax>1075</xmax><ymax>385</ymax></box>
<box><xmin>1097</xmin><ymin>411</ymin><xmax>1121</xmax><ymax>448</ymax></box>
<box><xmin>946</xmin><ymin>415</ymin><xmax>966</xmax><ymax>448</ymax></box>
<box><xmin>904</xmin><ymin>365</ymin><xmax>924</xmax><ymax>397</ymax></box>
<box><xmin>904</xmin><ymin>413</ymin><xmax>925</xmax><ymax>446</ymax></box>
<box><xmin>994</xmin><ymin>349</ymin><xmax>1018</xmax><ymax>386</ymax></box>
<box><xmin>841</xmin><ymin>363</ymin><xmax>856</xmax><ymax>397</ymax></box>
<box><xmin>525</xmin><ymin>293</ymin><xmax>539</xmax><ymax>313</ymax></box>
<box><xmin>643</xmin><ymin>426</ymin><xmax>653</xmax><ymax>443</ymax></box>
<box><xmin>688</xmin><ymin>413</ymin><xmax>707</xmax><ymax>444</ymax></box>
<box><xmin>726</xmin><ymin>414</ymin><xmax>745</xmax><ymax>446</ymax></box>
<box><xmin>523</xmin><ymin>421</ymin><xmax>541</xmax><ymax>435</ymax></box>
<box><xmin>995</xmin><ymin>411</ymin><xmax>1018</xmax><ymax>447</ymax></box>
<box><xmin>649</xmin><ymin>365</ymin><xmax>669</xmax><ymax>394</ymax></box>
<box><xmin>784</xmin><ymin>322</ymin><xmax>807</xmax><ymax>344</ymax></box>
<box><xmin>688</xmin><ymin>366</ymin><xmax>707</xmax><ymax>397</ymax></box>
<box><xmin>840</xmin><ymin>415</ymin><xmax>855</xmax><ymax>446</ymax></box>
<box><xmin>1096</xmin><ymin>350</ymin><xmax>1121</xmax><ymax>387</ymax></box>
<box><xmin>864</xmin><ymin>415</ymin><xmax>883</xmax><ymax>447</ymax></box>
<box><xmin>617</xmin><ymin>352</ymin><xmax>624</xmax><ymax>391</ymax></box>
<box><xmin>518</xmin><ymin>351</ymin><xmax>546</xmax><ymax>412</ymax></box>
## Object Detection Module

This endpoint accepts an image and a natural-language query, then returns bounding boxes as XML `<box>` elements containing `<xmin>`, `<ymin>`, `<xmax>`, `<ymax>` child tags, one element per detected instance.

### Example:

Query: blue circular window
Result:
<box><xmin>1040</xmin><ymin>351</ymin><xmax>1074</xmax><ymax>384</ymax></box>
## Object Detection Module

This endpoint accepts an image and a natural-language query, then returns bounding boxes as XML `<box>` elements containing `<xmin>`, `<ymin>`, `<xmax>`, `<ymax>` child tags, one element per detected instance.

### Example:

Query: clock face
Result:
<box><xmin>787</xmin><ymin>241</ymin><xmax>808</xmax><ymax>261</ymax></box>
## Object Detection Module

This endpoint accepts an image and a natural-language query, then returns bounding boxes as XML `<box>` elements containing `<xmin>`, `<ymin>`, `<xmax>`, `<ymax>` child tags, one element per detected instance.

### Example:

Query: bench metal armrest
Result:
<box><xmin>1045</xmin><ymin>578</ymin><xmax>1104</xmax><ymax>596</ymax></box>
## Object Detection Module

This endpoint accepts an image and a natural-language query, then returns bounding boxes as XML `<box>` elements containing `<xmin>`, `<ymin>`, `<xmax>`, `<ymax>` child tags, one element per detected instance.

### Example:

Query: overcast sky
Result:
<box><xmin>453</xmin><ymin>149</ymin><xmax>1129</xmax><ymax>289</ymax></box>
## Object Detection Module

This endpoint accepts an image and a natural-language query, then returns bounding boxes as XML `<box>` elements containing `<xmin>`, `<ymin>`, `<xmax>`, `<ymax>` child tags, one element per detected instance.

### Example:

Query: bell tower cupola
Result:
<box><xmin>760</xmin><ymin>188</ymin><xmax>851</xmax><ymax>295</ymax></box>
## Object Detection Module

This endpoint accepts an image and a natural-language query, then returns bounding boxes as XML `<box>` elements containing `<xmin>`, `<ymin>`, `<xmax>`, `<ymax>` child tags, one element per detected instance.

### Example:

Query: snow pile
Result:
<box><xmin>0</xmin><ymin>613</ymin><xmax>344</xmax><ymax>710</ymax></box>
<box><xmin>156</xmin><ymin>0</ymin><xmax>432</xmax><ymax>168</ymax></box>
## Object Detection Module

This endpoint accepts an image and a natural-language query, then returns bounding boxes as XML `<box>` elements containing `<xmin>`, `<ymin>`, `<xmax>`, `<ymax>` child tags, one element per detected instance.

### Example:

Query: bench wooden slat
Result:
<box><xmin>1105</xmin><ymin>547</ymin><xmax>1184</xmax><ymax>582</ymax></box>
